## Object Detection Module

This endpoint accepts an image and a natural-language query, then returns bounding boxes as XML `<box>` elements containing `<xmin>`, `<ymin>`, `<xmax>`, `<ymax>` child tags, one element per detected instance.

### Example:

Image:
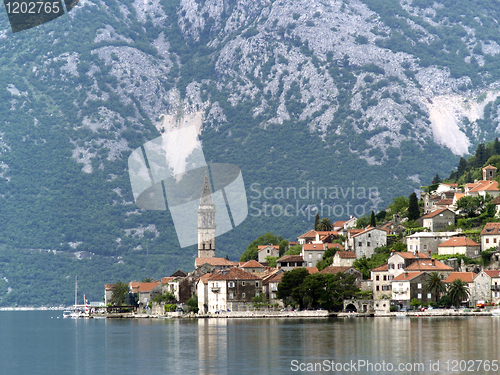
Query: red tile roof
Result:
<box><xmin>436</xmin><ymin>199</ymin><xmax>453</xmax><ymax>206</ymax></box>
<box><xmin>208</xmin><ymin>267</ymin><xmax>262</xmax><ymax>281</ymax></box>
<box><xmin>444</xmin><ymin>272</ymin><xmax>476</xmax><ymax>283</ymax></box>
<box><xmin>491</xmin><ymin>196</ymin><xmax>500</xmax><ymax>205</ymax></box>
<box><xmin>137</xmin><ymin>282</ymin><xmax>161</xmax><ymax>292</ymax></box>
<box><xmin>240</xmin><ymin>260</ymin><xmax>265</xmax><ymax>268</ymax></box>
<box><xmin>481</xmin><ymin>270</ymin><xmax>500</xmax><ymax>278</ymax></box>
<box><xmin>257</xmin><ymin>245</ymin><xmax>279</xmax><ymax>250</ymax></box>
<box><xmin>438</xmin><ymin>236</ymin><xmax>480</xmax><ymax>247</ymax></box>
<box><xmin>481</xmin><ymin>222</ymin><xmax>500</xmax><ymax>235</ymax></box>
<box><xmin>371</xmin><ymin>262</ymin><xmax>388</xmax><ymax>272</ymax></box>
<box><xmin>195</xmin><ymin>257</ymin><xmax>238</xmax><ymax>267</ymax></box>
<box><xmin>336</xmin><ymin>250</ymin><xmax>356</xmax><ymax>259</ymax></box>
<box><xmin>161</xmin><ymin>277</ymin><xmax>175</xmax><ymax>284</ymax></box>
<box><xmin>105</xmin><ymin>284</ymin><xmax>115</xmax><ymax>290</ymax></box>
<box><xmin>277</xmin><ymin>255</ymin><xmax>304</xmax><ymax>263</ymax></box>
<box><xmin>267</xmin><ymin>272</ymin><xmax>284</xmax><ymax>283</ymax></box>
<box><xmin>392</xmin><ymin>271</ymin><xmax>425</xmax><ymax>281</ymax></box>
<box><xmin>326</xmin><ymin>243</ymin><xmax>344</xmax><ymax>250</ymax></box>
<box><xmin>469</xmin><ymin>180</ymin><xmax>499</xmax><ymax>192</ymax></box>
<box><xmin>483</xmin><ymin>165</ymin><xmax>497</xmax><ymax>170</ymax></box>
<box><xmin>422</xmin><ymin>208</ymin><xmax>454</xmax><ymax>218</ymax></box>
<box><xmin>303</xmin><ymin>243</ymin><xmax>326</xmax><ymax>251</ymax></box>
<box><xmin>404</xmin><ymin>259</ymin><xmax>453</xmax><ymax>271</ymax></box>
<box><xmin>333</xmin><ymin>220</ymin><xmax>347</xmax><ymax>227</ymax></box>
<box><xmin>305</xmin><ymin>267</ymin><xmax>319</xmax><ymax>274</ymax></box>
<box><xmin>391</xmin><ymin>251</ymin><xmax>430</xmax><ymax>259</ymax></box>
<box><xmin>198</xmin><ymin>273</ymin><xmax>213</xmax><ymax>284</ymax></box>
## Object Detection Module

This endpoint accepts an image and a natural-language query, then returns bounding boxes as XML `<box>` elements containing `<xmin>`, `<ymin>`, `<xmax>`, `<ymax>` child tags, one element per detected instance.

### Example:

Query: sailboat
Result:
<box><xmin>63</xmin><ymin>276</ymin><xmax>90</xmax><ymax>318</ymax></box>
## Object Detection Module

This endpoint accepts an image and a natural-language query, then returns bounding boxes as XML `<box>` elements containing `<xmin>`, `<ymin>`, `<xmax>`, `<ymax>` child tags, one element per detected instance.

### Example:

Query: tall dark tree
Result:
<box><xmin>457</xmin><ymin>156</ymin><xmax>467</xmax><ymax>177</ymax></box>
<box><xmin>475</xmin><ymin>143</ymin><xmax>487</xmax><ymax>167</ymax></box>
<box><xmin>425</xmin><ymin>272</ymin><xmax>446</xmax><ymax>303</ymax></box>
<box><xmin>317</xmin><ymin>217</ymin><xmax>332</xmax><ymax>231</ymax></box>
<box><xmin>407</xmin><ymin>192</ymin><xmax>420</xmax><ymax>221</ymax></box>
<box><xmin>277</xmin><ymin>268</ymin><xmax>310</xmax><ymax>307</ymax></box>
<box><xmin>314</xmin><ymin>213</ymin><xmax>320</xmax><ymax>230</ymax></box>
<box><xmin>370</xmin><ymin>211</ymin><xmax>376</xmax><ymax>227</ymax></box>
<box><xmin>494</xmin><ymin>137</ymin><xmax>500</xmax><ymax>155</ymax></box>
<box><xmin>111</xmin><ymin>281</ymin><xmax>129</xmax><ymax>306</ymax></box>
<box><xmin>447</xmin><ymin>279</ymin><xmax>470</xmax><ymax>307</ymax></box>
<box><xmin>431</xmin><ymin>173</ymin><xmax>441</xmax><ymax>185</ymax></box>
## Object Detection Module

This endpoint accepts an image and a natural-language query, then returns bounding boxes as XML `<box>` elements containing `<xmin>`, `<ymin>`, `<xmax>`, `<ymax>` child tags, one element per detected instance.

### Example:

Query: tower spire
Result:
<box><xmin>198</xmin><ymin>170</ymin><xmax>216</xmax><ymax>258</ymax></box>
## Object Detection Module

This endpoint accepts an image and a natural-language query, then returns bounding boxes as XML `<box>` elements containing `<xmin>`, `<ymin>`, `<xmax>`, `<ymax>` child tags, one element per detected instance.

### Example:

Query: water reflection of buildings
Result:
<box><xmin>198</xmin><ymin>319</ymin><xmax>228</xmax><ymax>375</ymax></box>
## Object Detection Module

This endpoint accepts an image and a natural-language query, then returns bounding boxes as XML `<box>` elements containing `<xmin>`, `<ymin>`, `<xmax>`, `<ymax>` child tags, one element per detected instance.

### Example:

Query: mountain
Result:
<box><xmin>1</xmin><ymin>0</ymin><xmax>500</xmax><ymax>305</ymax></box>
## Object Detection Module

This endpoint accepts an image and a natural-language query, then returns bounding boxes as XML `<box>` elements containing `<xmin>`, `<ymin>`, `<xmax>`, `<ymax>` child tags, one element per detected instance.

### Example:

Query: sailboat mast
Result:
<box><xmin>75</xmin><ymin>276</ymin><xmax>78</xmax><ymax>306</ymax></box>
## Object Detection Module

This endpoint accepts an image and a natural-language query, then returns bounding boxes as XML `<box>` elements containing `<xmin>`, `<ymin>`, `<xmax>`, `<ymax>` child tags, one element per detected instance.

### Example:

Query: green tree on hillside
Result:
<box><xmin>277</xmin><ymin>268</ymin><xmax>310</xmax><ymax>307</ymax></box>
<box><xmin>317</xmin><ymin>217</ymin><xmax>333</xmax><ymax>231</ymax></box>
<box><xmin>408</xmin><ymin>192</ymin><xmax>420</xmax><ymax>221</ymax></box>
<box><xmin>314</xmin><ymin>213</ymin><xmax>320</xmax><ymax>230</ymax></box>
<box><xmin>240</xmin><ymin>233</ymin><xmax>284</xmax><ymax>262</ymax></box>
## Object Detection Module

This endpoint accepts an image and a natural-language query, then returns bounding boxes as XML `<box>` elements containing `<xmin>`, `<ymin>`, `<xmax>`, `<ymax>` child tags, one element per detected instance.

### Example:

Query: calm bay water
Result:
<box><xmin>1</xmin><ymin>311</ymin><xmax>499</xmax><ymax>375</ymax></box>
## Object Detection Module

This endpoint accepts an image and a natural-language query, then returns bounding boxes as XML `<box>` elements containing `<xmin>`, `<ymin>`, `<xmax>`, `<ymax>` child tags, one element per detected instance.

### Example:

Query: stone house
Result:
<box><xmin>406</xmin><ymin>231</ymin><xmax>461</xmax><ymax>255</ymax></box>
<box><xmin>370</xmin><ymin>262</ymin><xmax>392</xmax><ymax>300</ymax></box>
<box><xmin>240</xmin><ymin>260</ymin><xmax>265</xmax><ymax>273</ymax></box>
<box><xmin>302</xmin><ymin>243</ymin><xmax>328</xmax><ymax>268</ymax></box>
<box><xmin>391</xmin><ymin>271</ymin><xmax>437</xmax><ymax>308</ymax></box>
<box><xmin>481</xmin><ymin>222</ymin><xmax>500</xmax><ymax>251</ymax></box>
<box><xmin>404</xmin><ymin>258</ymin><xmax>454</xmax><ymax>278</ymax></box>
<box><xmin>204</xmin><ymin>267</ymin><xmax>262</xmax><ymax>313</ymax></box>
<box><xmin>387</xmin><ymin>251</ymin><xmax>431</xmax><ymax>279</ymax></box>
<box><xmin>297</xmin><ymin>230</ymin><xmax>339</xmax><ymax>244</ymax></box>
<box><xmin>196</xmin><ymin>273</ymin><xmax>213</xmax><ymax>314</ymax></box>
<box><xmin>257</xmin><ymin>245</ymin><xmax>280</xmax><ymax>263</ymax></box>
<box><xmin>276</xmin><ymin>255</ymin><xmax>304</xmax><ymax>270</ymax></box>
<box><xmin>137</xmin><ymin>282</ymin><xmax>162</xmax><ymax>306</ymax></box>
<box><xmin>332</xmin><ymin>251</ymin><xmax>356</xmax><ymax>267</ymax></box>
<box><xmin>104</xmin><ymin>284</ymin><xmax>114</xmax><ymax>305</ymax></box>
<box><xmin>421</xmin><ymin>208</ymin><xmax>456</xmax><ymax>232</ymax></box>
<box><xmin>437</xmin><ymin>236</ymin><xmax>481</xmax><ymax>258</ymax></box>
<box><xmin>262</xmin><ymin>271</ymin><xmax>284</xmax><ymax>305</ymax></box>
<box><xmin>473</xmin><ymin>270</ymin><xmax>500</xmax><ymax>306</ymax></box>
<box><xmin>347</xmin><ymin>227</ymin><xmax>387</xmax><ymax>259</ymax></box>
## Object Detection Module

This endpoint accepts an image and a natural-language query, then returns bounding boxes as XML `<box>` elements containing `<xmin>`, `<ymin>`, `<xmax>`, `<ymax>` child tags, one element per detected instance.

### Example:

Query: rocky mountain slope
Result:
<box><xmin>1</xmin><ymin>0</ymin><xmax>500</xmax><ymax>304</ymax></box>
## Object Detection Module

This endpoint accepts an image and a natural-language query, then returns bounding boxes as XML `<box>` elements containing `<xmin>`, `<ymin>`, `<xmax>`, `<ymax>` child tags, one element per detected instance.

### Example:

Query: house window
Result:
<box><xmin>376</xmin><ymin>276</ymin><xmax>379</xmax><ymax>281</ymax></box>
<box><xmin>242</xmin><ymin>293</ymin><xmax>246</xmax><ymax>298</ymax></box>
<box><xmin>398</xmin><ymin>264</ymin><xmax>403</xmax><ymax>269</ymax></box>
<box><xmin>389</xmin><ymin>275</ymin><xmax>394</xmax><ymax>280</ymax></box>
<box><xmin>228</xmin><ymin>282</ymin><xmax>235</xmax><ymax>288</ymax></box>
<box><xmin>309</xmin><ymin>253</ymin><xmax>312</xmax><ymax>259</ymax></box>
<box><xmin>427</xmin><ymin>293</ymin><xmax>431</xmax><ymax>299</ymax></box>
<box><xmin>308</xmin><ymin>262</ymin><xmax>312</xmax><ymax>267</ymax></box>
<box><xmin>318</xmin><ymin>254</ymin><xmax>322</xmax><ymax>259</ymax></box>
<box><xmin>409</xmin><ymin>245</ymin><xmax>413</xmax><ymax>250</ymax></box>
<box><xmin>418</xmin><ymin>293</ymin><xmax>422</xmax><ymax>299</ymax></box>
<box><xmin>255</xmin><ymin>282</ymin><xmax>259</xmax><ymax>287</ymax></box>
<box><xmin>487</xmin><ymin>239</ymin><xmax>490</xmax><ymax>244</ymax></box>
<box><xmin>367</xmin><ymin>242</ymin><xmax>371</xmax><ymax>247</ymax></box>
<box><xmin>424</xmin><ymin>245</ymin><xmax>427</xmax><ymax>250</ymax></box>
<box><xmin>241</xmin><ymin>282</ymin><xmax>245</xmax><ymax>286</ymax></box>
<box><xmin>417</xmin><ymin>283</ymin><xmax>422</xmax><ymax>289</ymax></box>
<box><xmin>495</xmin><ymin>239</ymin><xmax>498</xmax><ymax>244</ymax></box>
<box><xmin>229</xmin><ymin>293</ymin><xmax>233</xmax><ymax>300</ymax></box>
<box><xmin>358</xmin><ymin>242</ymin><xmax>362</xmax><ymax>247</ymax></box>
<box><xmin>368</xmin><ymin>233</ymin><xmax>371</xmax><ymax>238</ymax></box>
<box><xmin>383</xmin><ymin>275</ymin><xmax>387</xmax><ymax>281</ymax></box>
<box><xmin>376</xmin><ymin>286</ymin><xmax>379</xmax><ymax>291</ymax></box>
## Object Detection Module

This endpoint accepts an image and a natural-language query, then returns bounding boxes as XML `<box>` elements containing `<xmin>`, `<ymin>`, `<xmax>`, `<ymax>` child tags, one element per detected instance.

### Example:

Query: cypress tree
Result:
<box><xmin>370</xmin><ymin>211</ymin><xmax>376</xmax><ymax>227</ymax></box>
<box><xmin>314</xmin><ymin>213</ymin><xmax>320</xmax><ymax>230</ymax></box>
<box><xmin>408</xmin><ymin>192</ymin><xmax>420</xmax><ymax>221</ymax></box>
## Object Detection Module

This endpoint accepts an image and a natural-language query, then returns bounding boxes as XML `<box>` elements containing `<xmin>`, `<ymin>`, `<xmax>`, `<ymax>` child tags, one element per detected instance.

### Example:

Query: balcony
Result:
<box><xmin>491</xmin><ymin>285</ymin><xmax>500</xmax><ymax>291</ymax></box>
<box><xmin>211</xmin><ymin>287</ymin><xmax>220</xmax><ymax>293</ymax></box>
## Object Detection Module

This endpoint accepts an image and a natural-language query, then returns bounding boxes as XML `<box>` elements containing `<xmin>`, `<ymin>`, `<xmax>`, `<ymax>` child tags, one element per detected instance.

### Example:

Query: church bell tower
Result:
<box><xmin>198</xmin><ymin>171</ymin><xmax>216</xmax><ymax>258</ymax></box>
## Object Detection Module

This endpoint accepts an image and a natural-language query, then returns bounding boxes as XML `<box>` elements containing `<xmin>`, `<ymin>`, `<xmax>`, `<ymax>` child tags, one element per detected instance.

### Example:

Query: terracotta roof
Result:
<box><xmin>393</xmin><ymin>271</ymin><xmax>425</xmax><ymax>281</ymax></box>
<box><xmin>137</xmin><ymin>282</ymin><xmax>161</xmax><ymax>292</ymax></box>
<box><xmin>454</xmin><ymin>193</ymin><xmax>465</xmax><ymax>200</ymax></box>
<box><xmin>333</xmin><ymin>220</ymin><xmax>347</xmax><ymax>227</ymax></box>
<box><xmin>370</xmin><ymin>262</ymin><xmax>388</xmax><ymax>272</ymax></box>
<box><xmin>315</xmin><ymin>231</ymin><xmax>339</xmax><ymax>236</ymax></box>
<box><xmin>208</xmin><ymin>267</ymin><xmax>262</xmax><ymax>281</ymax></box>
<box><xmin>351</xmin><ymin>226</ymin><xmax>381</xmax><ymax>238</ymax></box>
<box><xmin>483</xmin><ymin>165</ymin><xmax>498</xmax><ymax>170</ymax></box>
<box><xmin>438</xmin><ymin>236</ymin><xmax>480</xmax><ymax>247</ymax></box>
<box><xmin>391</xmin><ymin>251</ymin><xmax>430</xmax><ymax>259</ymax></box>
<box><xmin>444</xmin><ymin>272</ymin><xmax>476</xmax><ymax>283</ymax></box>
<box><xmin>258</xmin><ymin>245</ymin><xmax>279</xmax><ymax>250</ymax></box>
<box><xmin>348</xmin><ymin>229</ymin><xmax>364</xmax><ymax>235</ymax></box>
<box><xmin>481</xmin><ymin>270</ymin><xmax>500</xmax><ymax>278</ymax></box>
<box><xmin>198</xmin><ymin>273</ymin><xmax>213</xmax><ymax>284</ymax></box>
<box><xmin>319</xmin><ymin>266</ymin><xmax>357</xmax><ymax>275</ymax></box>
<box><xmin>436</xmin><ymin>199</ymin><xmax>453</xmax><ymax>206</ymax></box>
<box><xmin>277</xmin><ymin>255</ymin><xmax>304</xmax><ymax>263</ymax></box>
<box><xmin>404</xmin><ymin>259</ymin><xmax>453</xmax><ymax>271</ymax></box>
<box><xmin>336</xmin><ymin>250</ymin><xmax>356</xmax><ymax>259</ymax></box>
<box><xmin>195</xmin><ymin>257</ymin><xmax>238</xmax><ymax>267</ymax></box>
<box><xmin>305</xmin><ymin>267</ymin><xmax>319</xmax><ymax>274</ymax></box>
<box><xmin>161</xmin><ymin>277</ymin><xmax>175</xmax><ymax>284</ymax></box>
<box><xmin>105</xmin><ymin>284</ymin><xmax>115</xmax><ymax>290</ymax></box>
<box><xmin>442</xmin><ymin>183</ymin><xmax>458</xmax><ymax>187</ymax></box>
<box><xmin>303</xmin><ymin>243</ymin><xmax>326</xmax><ymax>251</ymax></box>
<box><xmin>422</xmin><ymin>208</ymin><xmax>454</xmax><ymax>219</ymax></box>
<box><xmin>298</xmin><ymin>230</ymin><xmax>318</xmax><ymax>239</ymax></box>
<box><xmin>129</xmin><ymin>282</ymin><xmax>140</xmax><ymax>293</ymax></box>
<box><xmin>469</xmin><ymin>180</ymin><xmax>498</xmax><ymax>192</ymax></box>
<box><xmin>241</xmin><ymin>260</ymin><xmax>265</xmax><ymax>268</ymax></box>
<box><xmin>492</xmin><ymin>196</ymin><xmax>500</xmax><ymax>205</ymax></box>
<box><xmin>267</xmin><ymin>272</ymin><xmax>284</xmax><ymax>283</ymax></box>
<box><xmin>481</xmin><ymin>222</ymin><xmax>500</xmax><ymax>235</ymax></box>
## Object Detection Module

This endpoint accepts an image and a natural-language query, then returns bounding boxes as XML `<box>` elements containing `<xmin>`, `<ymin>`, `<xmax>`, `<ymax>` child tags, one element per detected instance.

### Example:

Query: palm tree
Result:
<box><xmin>317</xmin><ymin>217</ymin><xmax>332</xmax><ymax>231</ymax></box>
<box><xmin>447</xmin><ymin>279</ymin><xmax>470</xmax><ymax>307</ymax></box>
<box><xmin>425</xmin><ymin>272</ymin><xmax>446</xmax><ymax>303</ymax></box>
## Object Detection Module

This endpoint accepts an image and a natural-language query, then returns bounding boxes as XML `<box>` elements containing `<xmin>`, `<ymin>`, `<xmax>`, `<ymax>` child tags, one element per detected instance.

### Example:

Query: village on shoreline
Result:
<box><xmin>75</xmin><ymin>160</ymin><xmax>500</xmax><ymax>321</ymax></box>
